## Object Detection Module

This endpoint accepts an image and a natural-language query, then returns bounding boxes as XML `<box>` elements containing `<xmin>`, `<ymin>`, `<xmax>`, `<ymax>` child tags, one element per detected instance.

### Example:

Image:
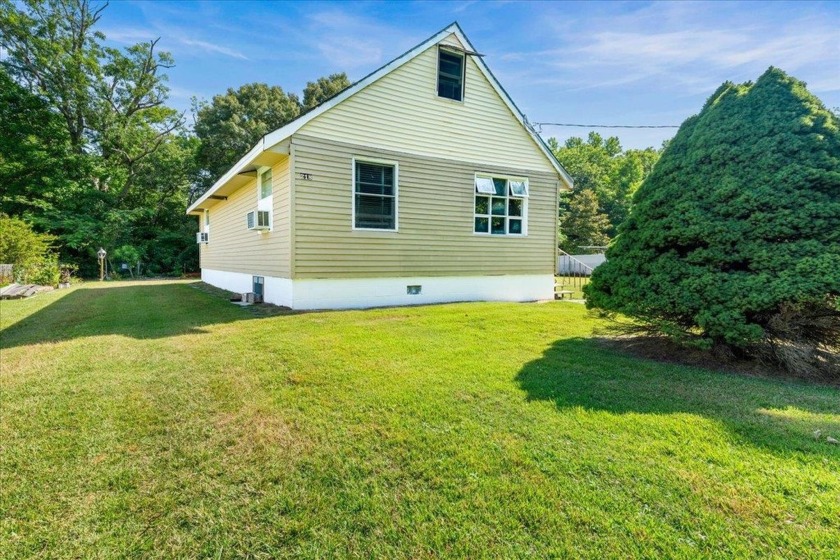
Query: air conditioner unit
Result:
<box><xmin>246</xmin><ymin>210</ymin><xmax>271</xmax><ymax>231</ymax></box>
<box><xmin>196</xmin><ymin>232</ymin><xmax>209</xmax><ymax>244</ymax></box>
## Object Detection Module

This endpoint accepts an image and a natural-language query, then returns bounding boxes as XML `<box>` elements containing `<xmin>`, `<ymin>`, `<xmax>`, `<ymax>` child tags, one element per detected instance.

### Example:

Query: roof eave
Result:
<box><xmin>186</xmin><ymin>24</ymin><xmax>462</xmax><ymax>215</ymax></box>
<box><xmin>186</xmin><ymin>138</ymin><xmax>265</xmax><ymax>214</ymax></box>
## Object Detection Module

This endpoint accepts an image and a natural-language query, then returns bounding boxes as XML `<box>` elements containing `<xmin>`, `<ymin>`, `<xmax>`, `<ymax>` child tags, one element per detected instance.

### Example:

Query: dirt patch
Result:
<box><xmin>597</xmin><ymin>335</ymin><xmax>840</xmax><ymax>387</ymax></box>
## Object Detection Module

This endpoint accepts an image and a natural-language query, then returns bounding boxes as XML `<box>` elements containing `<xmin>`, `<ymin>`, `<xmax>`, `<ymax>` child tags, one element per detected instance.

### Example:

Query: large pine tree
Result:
<box><xmin>585</xmin><ymin>68</ymin><xmax>840</xmax><ymax>376</ymax></box>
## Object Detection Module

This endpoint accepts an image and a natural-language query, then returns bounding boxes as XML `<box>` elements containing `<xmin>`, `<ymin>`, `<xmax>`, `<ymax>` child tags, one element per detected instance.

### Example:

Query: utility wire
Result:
<box><xmin>532</xmin><ymin>122</ymin><xmax>680</xmax><ymax>133</ymax></box>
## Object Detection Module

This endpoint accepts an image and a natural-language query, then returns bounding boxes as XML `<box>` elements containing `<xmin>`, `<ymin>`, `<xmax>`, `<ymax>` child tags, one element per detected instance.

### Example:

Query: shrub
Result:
<box><xmin>585</xmin><ymin>68</ymin><xmax>840</xmax><ymax>378</ymax></box>
<box><xmin>59</xmin><ymin>263</ymin><xmax>77</xmax><ymax>284</ymax></box>
<box><xmin>0</xmin><ymin>214</ymin><xmax>62</xmax><ymax>286</ymax></box>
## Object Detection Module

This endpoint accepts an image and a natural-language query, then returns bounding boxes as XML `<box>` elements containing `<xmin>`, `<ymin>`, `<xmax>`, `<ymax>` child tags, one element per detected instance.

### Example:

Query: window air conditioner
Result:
<box><xmin>246</xmin><ymin>210</ymin><xmax>271</xmax><ymax>230</ymax></box>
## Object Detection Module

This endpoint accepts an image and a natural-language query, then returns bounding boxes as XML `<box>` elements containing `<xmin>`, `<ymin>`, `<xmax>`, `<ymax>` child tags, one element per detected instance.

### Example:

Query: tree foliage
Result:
<box><xmin>193</xmin><ymin>73</ymin><xmax>352</xmax><ymax>191</ymax></box>
<box><xmin>0</xmin><ymin>68</ymin><xmax>85</xmax><ymax>220</ymax></box>
<box><xmin>0</xmin><ymin>0</ymin><xmax>194</xmax><ymax>276</ymax></box>
<box><xmin>559</xmin><ymin>189</ymin><xmax>611</xmax><ymax>253</ymax></box>
<box><xmin>551</xmin><ymin>132</ymin><xmax>660</xmax><ymax>246</ymax></box>
<box><xmin>585</xmin><ymin>68</ymin><xmax>840</xmax><ymax>377</ymax></box>
<box><xmin>193</xmin><ymin>83</ymin><xmax>301</xmax><ymax>188</ymax></box>
<box><xmin>0</xmin><ymin>214</ymin><xmax>60</xmax><ymax>285</ymax></box>
<box><xmin>302</xmin><ymin>72</ymin><xmax>351</xmax><ymax>111</ymax></box>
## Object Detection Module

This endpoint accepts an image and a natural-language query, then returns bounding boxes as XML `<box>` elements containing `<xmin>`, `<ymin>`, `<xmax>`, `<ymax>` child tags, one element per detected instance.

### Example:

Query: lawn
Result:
<box><xmin>555</xmin><ymin>275</ymin><xmax>590</xmax><ymax>299</ymax></box>
<box><xmin>1</xmin><ymin>281</ymin><xmax>838</xmax><ymax>558</ymax></box>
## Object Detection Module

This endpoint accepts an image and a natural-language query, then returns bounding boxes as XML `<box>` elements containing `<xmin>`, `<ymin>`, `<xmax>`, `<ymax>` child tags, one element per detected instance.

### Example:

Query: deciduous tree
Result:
<box><xmin>302</xmin><ymin>72</ymin><xmax>351</xmax><ymax>111</ymax></box>
<box><xmin>551</xmin><ymin>132</ymin><xmax>660</xmax><ymax>239</ymax></box>
<box><xmin>193</xmin><ymin>83</ymin><xmax>301</xmax><ymax>189</ymax></box>
<box><xmin>0</xmin><ymin>0</ymin><xmax>194</xmax><ymax>276</ymax></box>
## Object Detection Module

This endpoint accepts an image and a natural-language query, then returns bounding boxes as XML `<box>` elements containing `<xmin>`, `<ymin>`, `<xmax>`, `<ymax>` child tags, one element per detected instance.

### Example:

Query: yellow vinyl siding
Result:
<box><xmin>297</xmin><ymin>37</ymin><xmax>556</xmax><ymax>175</ymax></box>
<box><xmin>200</xmin><ymin>156</ymin><xmax>292</xmax><ymax>277</ymax></box>
<box><xmin>438</xmin><ymin>32</ymin><xmax>465</xmax><ymax>49</ymax></box>
<box><xmin>292</xmin><ymin>135</ymin><xmax>557</xmax><ymax>279</ymax></box>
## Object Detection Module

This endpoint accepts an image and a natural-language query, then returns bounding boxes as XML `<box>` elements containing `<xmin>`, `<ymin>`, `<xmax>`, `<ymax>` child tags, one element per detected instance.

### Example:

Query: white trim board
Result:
<box><xmin>186</xmin><ymin>22</ymin><xmax>572</xmax><ymax>215</ymax></box>
<box><xmin>200</xmin><ymin>269</ymin><xmax>553</xmax><ymax>310</ymax></box>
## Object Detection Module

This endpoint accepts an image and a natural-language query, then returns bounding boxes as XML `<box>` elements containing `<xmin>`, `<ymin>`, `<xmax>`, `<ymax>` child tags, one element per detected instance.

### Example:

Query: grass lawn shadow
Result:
<box><xmin>0</xmin><ymin>281</ymin><xmax>260</xmax><ymax>349</ymax></box>
<box><xmin>516</xmin><ymin>337</ymin><xmax>840</xmax><ymax>458</ymax></box>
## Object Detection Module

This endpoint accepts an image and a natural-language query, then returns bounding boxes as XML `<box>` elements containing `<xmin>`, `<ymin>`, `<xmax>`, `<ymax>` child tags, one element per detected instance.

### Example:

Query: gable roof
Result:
<box><xmin>187</xmin><ymin>22</ymin><xmax>572</xmax><ymax>215</ymax></box>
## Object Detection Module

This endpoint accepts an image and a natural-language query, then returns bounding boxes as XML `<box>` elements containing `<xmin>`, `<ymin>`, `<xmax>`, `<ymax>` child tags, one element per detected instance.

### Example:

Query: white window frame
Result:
<box><xmin>203</xmin><ymin>209</ymin><xmax>210</xmax><ymax>234</ymax></box>
<box><xmin>351</xmin><ymin>157</ymin><xmax>399</xmax><ymax>232</ymax></box>
<box><xmin>437</xmin><ymin>46</ymin><xmax>466</xmax><ymax>103</ymax></box>
<box><xmin>473</xmin><ymin>173</ymin><xmax>529</xmax><ymax>237</ymax></box>
<box><xmin>256</xmin><ymin>166</ymin><xmax>273</xmax><ymax>232</ymax></box>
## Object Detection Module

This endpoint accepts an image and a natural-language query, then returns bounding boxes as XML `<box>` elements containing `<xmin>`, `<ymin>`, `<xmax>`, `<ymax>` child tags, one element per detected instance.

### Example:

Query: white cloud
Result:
<box><xmin>102</xmin><ymin>23</ymin><xmax>248</xmax><ymax>61</ymax></box>
<box><xmin>102</xmin><ymin>26</ymin><xmax>158</xmax><ymax>43</ymax></box>
<box><xmin>509</xmin><ymin>3</ymin><xmax>840</xmax><ymax>94</ymax></box>
<box><xmin>302</xmin><ymin>9</ymin><xmax>421</xmax><ymax>71</ymax></box>
<box><xmin>179</xmin><ymin>38</ymin><xmax>248</xmax><ymax>60</ymax></box>
<box><xmin>317</xmin><ymin>39</ymin><xmax>384</xmax><ymax>70</ymax></box>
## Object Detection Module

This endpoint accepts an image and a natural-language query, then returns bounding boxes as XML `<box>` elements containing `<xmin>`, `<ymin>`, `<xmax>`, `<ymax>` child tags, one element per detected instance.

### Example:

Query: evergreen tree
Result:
<box><xmin>560</xmin><ymin>189</ymin><xmax>611</xmax><ymax>253</ymax></box>
<box><xmin>585</xmin><ymin>68</ymin><xmax>840</xmax><ymax>377</ymax></box>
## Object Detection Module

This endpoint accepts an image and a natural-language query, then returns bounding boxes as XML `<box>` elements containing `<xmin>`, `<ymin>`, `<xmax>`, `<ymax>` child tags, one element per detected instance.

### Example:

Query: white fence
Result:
<box><xmin>557</xmin><ymin>253</ymin><xmax>606</xmax><ymax>276</ymax></box>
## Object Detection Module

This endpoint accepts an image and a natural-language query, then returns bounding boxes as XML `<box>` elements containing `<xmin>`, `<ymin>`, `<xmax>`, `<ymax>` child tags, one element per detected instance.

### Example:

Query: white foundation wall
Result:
<box><xmin>201</xmin><ymin>269</ymin><xmax>553</xmax><ymax>310</ymax></box>
<box><xmin>201</xmin><ymin>268</ymin><xmax>293</xmax><ymax>308</ymax></box>
<box><xmin>292</xmin><ymin>275</ymin><xmax>554</xmax><ymax>310</ymax></box>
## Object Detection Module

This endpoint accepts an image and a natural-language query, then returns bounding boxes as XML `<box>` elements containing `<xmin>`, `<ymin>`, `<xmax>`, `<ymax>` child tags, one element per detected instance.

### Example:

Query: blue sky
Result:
<box><xmin>101</xmin><ymin>0</ymin><xmax>840</xmax><ymax>150</ymax></box>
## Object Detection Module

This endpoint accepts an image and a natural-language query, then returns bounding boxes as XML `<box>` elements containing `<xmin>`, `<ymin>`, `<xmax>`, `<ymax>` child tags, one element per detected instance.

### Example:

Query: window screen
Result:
<box><xmin>355</xmin><ymin>161</ymin><xmax>396</xmax><ymax>230</ymax></box>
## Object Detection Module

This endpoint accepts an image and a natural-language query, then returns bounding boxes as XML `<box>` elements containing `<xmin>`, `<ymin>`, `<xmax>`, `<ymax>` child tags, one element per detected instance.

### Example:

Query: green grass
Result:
<box><xmin>1</xmin><ymin>280</ymin><xmax>838</xmax><ymax>558</ymax></box>
<box><xmin>555</xmin><ymin>275</ymin><xmax>590</xmax><ymax>299</ymax></box>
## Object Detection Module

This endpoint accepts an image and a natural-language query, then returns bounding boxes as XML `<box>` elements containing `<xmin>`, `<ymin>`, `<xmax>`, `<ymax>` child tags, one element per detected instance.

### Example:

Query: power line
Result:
<box><xmin>533</xmin><ymin>122</ymin><xmax>680</xmax><ymax>133</ymax></box>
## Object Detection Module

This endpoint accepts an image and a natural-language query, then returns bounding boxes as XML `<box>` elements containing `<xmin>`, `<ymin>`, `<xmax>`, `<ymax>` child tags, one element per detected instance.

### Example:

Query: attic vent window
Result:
<box><xmin>438</xmin><ymin>48</ymin><xmax>464</xmax><ymax>101</ymax></box>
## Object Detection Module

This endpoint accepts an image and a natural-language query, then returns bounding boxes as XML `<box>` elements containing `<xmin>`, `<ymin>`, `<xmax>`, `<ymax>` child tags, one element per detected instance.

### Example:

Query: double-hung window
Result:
<box><xmin>259</xmin><ymin>168</ymin><xmax>273</xmax><ymax>200</ymax></box>
<box><xmin>438</xmin><ymin>47</ymin><xmax>465</xmax><ymax>101</ymax></box>
<box><xmin>256</xmin><ymin>167</ymin><xmax>273</xmax><ymax>230</ymax></box>
<box><xmin>474</xmin><ymin>175</ymin><xmax>528</xmax><ymax>235</ymax></box>
<box><xmin>354</xmin><ymin>160</ymin><xmax>397</xmax><ymax>230</ymax></box>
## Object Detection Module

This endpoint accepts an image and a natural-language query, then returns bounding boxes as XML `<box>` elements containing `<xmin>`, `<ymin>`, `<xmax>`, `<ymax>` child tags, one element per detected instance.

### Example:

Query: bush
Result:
<box><xmin>0</xmin><ymin>214</ymin><xmax>62</xmax><ymax>286</ymax></box>
<box><xmin>18</xmin><ymin>255</ymin><xmax>60</xmax><ymax>286</ymax></box>
<box><xmin>59</xmin><ymin>263</ymin><xmax>78</xmax><ymax>284</ymax></box>
<box><xmin>585</xmin><ymin>68</ymin><xmax>840</xmax><ymax>378</ymax></box>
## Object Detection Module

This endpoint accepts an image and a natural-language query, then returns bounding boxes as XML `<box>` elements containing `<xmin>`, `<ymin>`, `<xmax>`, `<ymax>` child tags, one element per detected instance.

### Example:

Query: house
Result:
<box><xmin>187</xmin><ymin>22</ymin><xmax>573</xmax><ymax>310</ymax></box>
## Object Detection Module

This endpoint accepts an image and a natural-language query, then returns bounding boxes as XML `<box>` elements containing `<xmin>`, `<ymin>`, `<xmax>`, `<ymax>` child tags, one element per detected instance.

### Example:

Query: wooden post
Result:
<box><xmin>97</xmin><ymin>248</ymin><xmax>106</xmax><ymax>281</ymax></box>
